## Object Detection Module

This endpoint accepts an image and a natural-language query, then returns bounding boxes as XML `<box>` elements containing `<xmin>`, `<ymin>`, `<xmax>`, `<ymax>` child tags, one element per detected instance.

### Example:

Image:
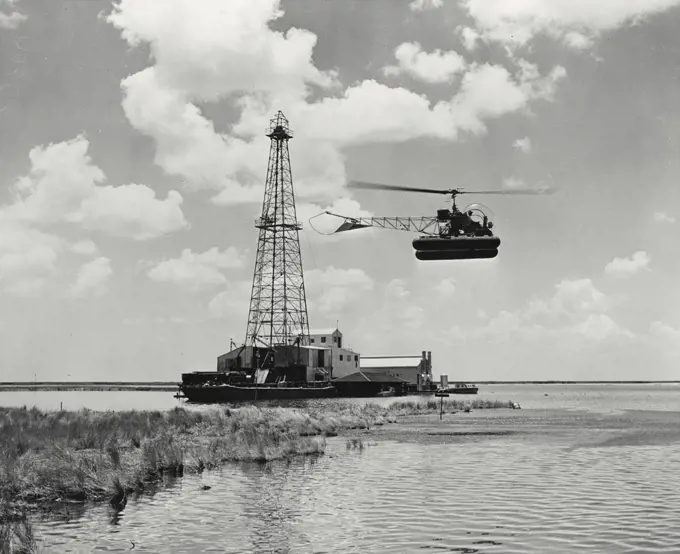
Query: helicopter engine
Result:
<box><xmin>412</xmin><ymin>202</ymin><xmax>500</xmax><ymax>261</ymax></box>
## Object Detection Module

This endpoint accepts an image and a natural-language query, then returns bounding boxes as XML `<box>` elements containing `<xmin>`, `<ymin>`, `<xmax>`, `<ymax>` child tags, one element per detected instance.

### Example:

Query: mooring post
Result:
<box><xmin>435</xmin><ymin>391</ymin><xmax>449</xmax><ymax>421</ymax></box>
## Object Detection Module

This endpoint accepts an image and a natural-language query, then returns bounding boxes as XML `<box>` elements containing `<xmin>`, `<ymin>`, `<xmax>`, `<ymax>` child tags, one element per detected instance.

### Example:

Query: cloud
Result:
<box><xmin>513</xmin><ymin>136</ymin><xmax>532</xmax><ymax>153</ymax></box>
<box><xmin>297</xmin><ymin>62</ymin><xmax>566</xmax><ymax>145</ymax></box>
<box><xmin>409</xmin><ymin>0</ymin><xmax>443</xmax><ymax>11</ymax></box>
<box><xmin>647</xmin><ymin>321</ymin><xmax>680</xmax><ymax>359</ymax></box>
<box><xmin>458</xmin><ymin>27</ymin><xmax>482</xmax><ymax>51</ymax></box>
<box><xmin>653</xmin><ymin>211</ymin><xmax>676</xmax><ymax>224</ymax></box>
<box><xmin>208</xmin><ymin>280</ymin><xmax>253</xmax><ymax>319</ymax></box>
<box><xmin>68</xmin><ymin>257</ymin><xmax>112</xmax><ymax>298</ymax></box>
<box><xmin>4</xmin><ymin>135</ymin><xmax>188</xmax><ymax>241</ymax></box>
<box><xmin>69</xmin><ymin>240</ymin><xmax>99</xmax><ymax>256</ymax></box>
<box><xmin>0</xmin><ymin>135</ymin><xmax>187</xmax><ymax>296</ymax></box>
<box><xmin>0</xmin><ymin>222</ymin><xmax>63</xmax><ymax>297</ymax></box>
<box><xmin>649</xmin><ymin>320</ymin><xmax>680</xmax><ymax>341</ymax></box>
<box><xmin>604</xmin><ymin>251</ymin><xmax>651</xmax><ymax>278</ymax></box>
<box><xmin>525</xmin><ymin>278</ymin><xmax>611</xmax><ymax>320</ymax></box>
<box><xmin>0</xmin><ymin>0</ymin><xmax>26</xmax><ymax>29</ymax></box>
<box><xmin>563</xmin><ymin>31</ymin><xmax>594</xmax><ymax>50</ymax></box>
<box><xmin>81</xmin><ymin>185</ymin><xmax>187</xmax><ymax>241</ymax></box>
<box><xmin>305</xmin><ymin>266</ymin><xmax>374</xmax><ymax>314</ymax></box>
<box><xmin>452</xmin><ymin>278</ymin><xmax>631</xmax><ymax>343</ymax></box>
<box><xmin>107</xmin><ymin>1</ymin><xmax>567</xmax><ymax>207</ymax></box>
<box><xmin>148</xmin><ymin>247</ymin><xmax>245</xmax><ymax>292</ymax></box>
<box><xmin>383</xmin><ymin>42</ymin><xmax>467</xmax><ymax>84</ymax></box>
<box><xmin>434</xmin><ymin>277</ymin><xmax>456</xmax><ymax>297</ymax></box>
<box><xmin>446</xmin><ymin>62</ymin><xmax>566</xmax><ymax>135</ymax></box>
<box><xmin>459</xmin><ymin>0</ymin><xmax>680</xmax><ymax>50</ymax></box>
<box><xmin>351</xmin><ymin>278</ymin><xmax>427</xmax><ymax>355</ymax></box>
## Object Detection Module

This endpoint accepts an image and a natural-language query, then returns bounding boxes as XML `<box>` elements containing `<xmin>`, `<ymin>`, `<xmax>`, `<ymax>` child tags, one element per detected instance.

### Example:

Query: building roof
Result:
<box><xmin>309</xmin><ymin>328</ymin><xmax>340</xmax><ymax>336</ymax></box>
<box><xmin>360</xmin><ymin>356</ymin><xmax>423</xmax><ymax>369</ymax></box>
<box><xmin>333</xmin><ymin>371</ymin><xmax>409</xmax><ymax>383</ymax></box>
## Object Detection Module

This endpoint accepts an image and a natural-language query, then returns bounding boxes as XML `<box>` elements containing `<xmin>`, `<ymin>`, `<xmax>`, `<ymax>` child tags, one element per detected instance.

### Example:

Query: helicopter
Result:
<box><xmin>310</xmin><ymin>180</ymin><xmax>555</xmax><ymax>261</ymax></box>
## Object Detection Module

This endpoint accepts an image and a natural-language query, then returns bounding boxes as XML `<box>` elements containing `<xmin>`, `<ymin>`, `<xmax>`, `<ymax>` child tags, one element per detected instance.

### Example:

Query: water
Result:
<box><xmin>5</xmin><ymin>384</ymin><xmax>680</xmax><ymax>553</ymax></box>
<box><xmin>2</xmin><ymin>382</ymin><xmax>679</xmax><ymax>413</ymax></box>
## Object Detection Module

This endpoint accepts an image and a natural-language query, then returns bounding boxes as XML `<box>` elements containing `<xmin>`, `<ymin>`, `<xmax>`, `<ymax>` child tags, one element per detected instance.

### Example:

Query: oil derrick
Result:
<box><xmin>244</xmin><ymin>111</ymin><xmax>311</xmax><ymax>350</ymax></box>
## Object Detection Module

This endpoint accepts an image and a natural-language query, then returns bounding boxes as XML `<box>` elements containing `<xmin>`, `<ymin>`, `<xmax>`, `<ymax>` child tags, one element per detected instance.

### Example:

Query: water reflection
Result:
<box><xmin>238</xmin><ymin>458</ymin><xmax>316</xmax><ymax>554</ymax></box>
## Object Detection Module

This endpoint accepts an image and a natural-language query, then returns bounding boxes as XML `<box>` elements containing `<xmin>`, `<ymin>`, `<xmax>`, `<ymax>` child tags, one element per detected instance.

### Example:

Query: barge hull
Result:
<box><xmin>181</xmin><ymin>383</ymin><xmax>338</xmax><ymax>403</ymax></box>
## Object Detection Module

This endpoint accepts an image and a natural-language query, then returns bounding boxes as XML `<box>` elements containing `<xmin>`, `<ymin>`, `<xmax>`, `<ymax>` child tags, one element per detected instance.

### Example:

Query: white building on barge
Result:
<box><xmin>213</xmin><ymin>327</ymin><xmax>433</xmax><ymax>390</ymax></box>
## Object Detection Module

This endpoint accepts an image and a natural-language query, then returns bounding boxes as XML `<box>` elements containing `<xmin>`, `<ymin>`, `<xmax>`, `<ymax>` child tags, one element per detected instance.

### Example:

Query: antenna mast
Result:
<box><xmin>244</xmin><ymin>111</ymin><xmax>311</xmax><ymax>349</ymax></box>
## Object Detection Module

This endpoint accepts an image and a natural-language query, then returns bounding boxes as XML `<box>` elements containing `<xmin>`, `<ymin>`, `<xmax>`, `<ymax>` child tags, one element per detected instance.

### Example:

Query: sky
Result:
<box><xmin>0</xmin><ymin>0</ymin><xmax>679</xmax><ymax>382</ymax></box>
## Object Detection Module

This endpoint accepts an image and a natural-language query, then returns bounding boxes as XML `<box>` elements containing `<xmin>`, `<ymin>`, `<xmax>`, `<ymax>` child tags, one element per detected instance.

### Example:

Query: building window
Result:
<box><xmin>339</xmin><ymin>354</ymin><xmax>343</xmax><ymax>361</ymax></box>
<box><xmin>321</xmin><ymin>337</ymin><xmax>326</xmax><ymax>343</ymax></box>
<box><xmin>310</xmin><ymin>338</ymin><xmax>315</xmax><ymax>343</ymax></box>
<box><xmin>354</xmin><ymin>355</ymin><xmax>358</xmax><ymax>362</ymax></box>
<box><xmin>333</xmin><ymin>336</ymin><xmax>337</xmax><ymax>343</ymax></box>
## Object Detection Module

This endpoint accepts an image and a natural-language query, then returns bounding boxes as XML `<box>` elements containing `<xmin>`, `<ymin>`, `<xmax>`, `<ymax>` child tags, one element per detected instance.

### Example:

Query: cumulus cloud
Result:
<box><xmin>384</xmin><ymin>278</ymin><xmax>426</xmax><ymax>329</ymax></box>
<box><xmin>305</xmin><ymin>266</ymin><xmax>374</xmax><ymax>314</ymax></box>
<box><xmin>0</xmin><ymin>222</ymin><xmax>64</xmax><ymax>297</ymax></box>
<box><xmin>148</xmin><ymin>247</ymin><xmax>245</xmax><ymax>292</ymax></box>
<box><xmin>604</xmin><ymin>251</ymin><xmax>651</xmax><ymax>278</ymax></box>
<box><xmin>458</xmin><ymin>26</ymin><xmax>482</xmax><ymax>51</ymax></box>
<box><xmin>409</xmin><ymin>0</ymin><xmax>443</xmax><ymax>11</ymax></box>
<box><xmin>69</xmin><ymin>240</ymin><xmax>99</xmax><ymax>256</ymax></box>
<box><xmin>513</xmin><ymin>136</ymin><xmax>532</xmax><ymax>153</ymax></box>
<box><xmin>435</xmin><ymin>277</ymin><xmax>456</xmax><ymax>297</ymax></box>
<box><xmin>209</xmin><ymin>280</ymin><xmax>253</xmax><ymax>319</ymax></box>
<box><xmin>459</xmin><ymin>0</ymin><xmax>680</xmax><ymax>50</ymax></box>
<box><xmin>68</xmin><ymin>257</ymin><xmax>112</xmax><ymax>298</ymax></box>
<box><xmin>0</xmin><ymin>135</ymin><xmax>189</xmax><ymax>295</ymax></box>
<box><xmin>383</xmin><ymin>42</ymin><xmax>467</xmax><ymax>84</ymax></box>
<box><xmin>0</xmin><ymin>0</ymin><xmax>26</xmax><ymax>29</ymax></box>
<box><xmin>453</xmin><ymin>278</ymin><xmax>631</xmax><ymax>343</ymax></box>
<box><xmin>653</xmin><ymin>211</ymin><xmax>676</xmax><ymax>224</ymax></box>
<box><xmin>649</xmin><ymin>320</ymin><xmax>680</xmax><ymax>341</ymax></box>
<box><xmin>107</xmin><ymin>0</ymin><xmax>567</xmax><ymax>208</ymax></box>
<box><xmin>4</xmin><ymin>135</ymin><xmax>188</xmax><ymax>241</ymax></box>
<box><xmin>350</xmin><ymin>278</ymin><xmax>427</xmax><ymax>356</ymax></box>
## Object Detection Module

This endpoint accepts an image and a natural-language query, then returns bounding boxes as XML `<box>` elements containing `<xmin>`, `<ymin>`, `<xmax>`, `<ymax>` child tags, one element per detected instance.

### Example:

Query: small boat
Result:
<box><xmin>443</xmin><ymin>383</ymin><xmax>478</xmax><ymax>395</ymax></box>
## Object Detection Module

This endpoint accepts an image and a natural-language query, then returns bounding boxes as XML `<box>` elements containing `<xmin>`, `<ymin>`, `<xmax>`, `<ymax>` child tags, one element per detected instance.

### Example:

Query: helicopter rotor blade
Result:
<box><xmin>459</xmin><ymin>188</ymin><xmax>556</xmax><ymax>196</ymax></box>
<box><xmin>347</xmin><ymin>180</ymin><xmax>455</xmax><ymax>195</ymax></box>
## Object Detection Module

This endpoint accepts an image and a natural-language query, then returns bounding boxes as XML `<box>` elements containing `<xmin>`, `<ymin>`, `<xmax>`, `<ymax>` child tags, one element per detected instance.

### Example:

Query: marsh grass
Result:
<box><xmin>0</xmin><ymin>505</ymin><xmax>37</xmax><ymax>554</ymax></box>
<box><xmin>0</xmin><ymin>397</ymin><xmax>514</xmax><ymax>517</ymax></box>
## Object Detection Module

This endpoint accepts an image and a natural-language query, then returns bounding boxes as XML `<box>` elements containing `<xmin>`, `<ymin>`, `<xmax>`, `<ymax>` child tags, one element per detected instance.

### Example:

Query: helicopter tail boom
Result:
<box><xmin>327</xmin><ymin>213</ymin><xmax>441</xmax><ymax>235</ymax></box>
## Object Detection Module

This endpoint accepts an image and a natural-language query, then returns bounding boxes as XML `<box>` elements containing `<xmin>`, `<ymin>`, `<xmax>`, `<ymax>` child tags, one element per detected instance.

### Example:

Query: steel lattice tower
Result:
<box><xmin>245</xmin><ymin>111</ymin><xmax>311</xmax><ymax>349</ymax></box>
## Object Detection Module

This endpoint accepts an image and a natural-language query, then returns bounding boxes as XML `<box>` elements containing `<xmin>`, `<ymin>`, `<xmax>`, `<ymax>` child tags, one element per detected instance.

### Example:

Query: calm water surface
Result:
<box><xmin>2</xmin><ymin>382</ymin><xmax>679</xmax><ymax>413</ymax></box>
<box><xmin>5</xmin><ymin>384</ymin><xmax>680</xmax><ymax>553</ymax></box>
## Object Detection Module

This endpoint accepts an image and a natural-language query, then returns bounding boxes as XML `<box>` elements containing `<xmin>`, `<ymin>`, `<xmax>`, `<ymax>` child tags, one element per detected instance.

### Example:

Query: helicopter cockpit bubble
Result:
<box><xmin>463</xmin><ymin>203</ymin><xmax>495</xmax><ymax>230</ymax></box>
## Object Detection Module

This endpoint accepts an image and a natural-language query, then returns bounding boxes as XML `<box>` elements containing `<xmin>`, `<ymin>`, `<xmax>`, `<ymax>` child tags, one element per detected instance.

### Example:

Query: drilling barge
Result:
<box><xmin>180</xmin><ymin>344</ymin><xmax>338</xmax><ymax>402</ymax></box>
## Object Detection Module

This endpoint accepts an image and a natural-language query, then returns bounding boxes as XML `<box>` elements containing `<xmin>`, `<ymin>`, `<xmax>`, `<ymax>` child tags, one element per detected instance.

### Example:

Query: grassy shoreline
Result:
<box><xmin>0</xmin><ymin>397</ymin><xmax>515</xmax><ymax>546</ymax></box>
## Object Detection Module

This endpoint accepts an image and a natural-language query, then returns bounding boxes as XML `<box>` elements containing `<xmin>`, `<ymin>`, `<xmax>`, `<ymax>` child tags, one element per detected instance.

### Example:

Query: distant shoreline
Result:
<box><xmin>0</xmin><ymin>382</ymin><xmax>179</xmax><ymax>392</ymax></box>
<box><xmin>0</xmin><ymin>381</ymin><xmax>678</xmax><ymax>392</ymax></box>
